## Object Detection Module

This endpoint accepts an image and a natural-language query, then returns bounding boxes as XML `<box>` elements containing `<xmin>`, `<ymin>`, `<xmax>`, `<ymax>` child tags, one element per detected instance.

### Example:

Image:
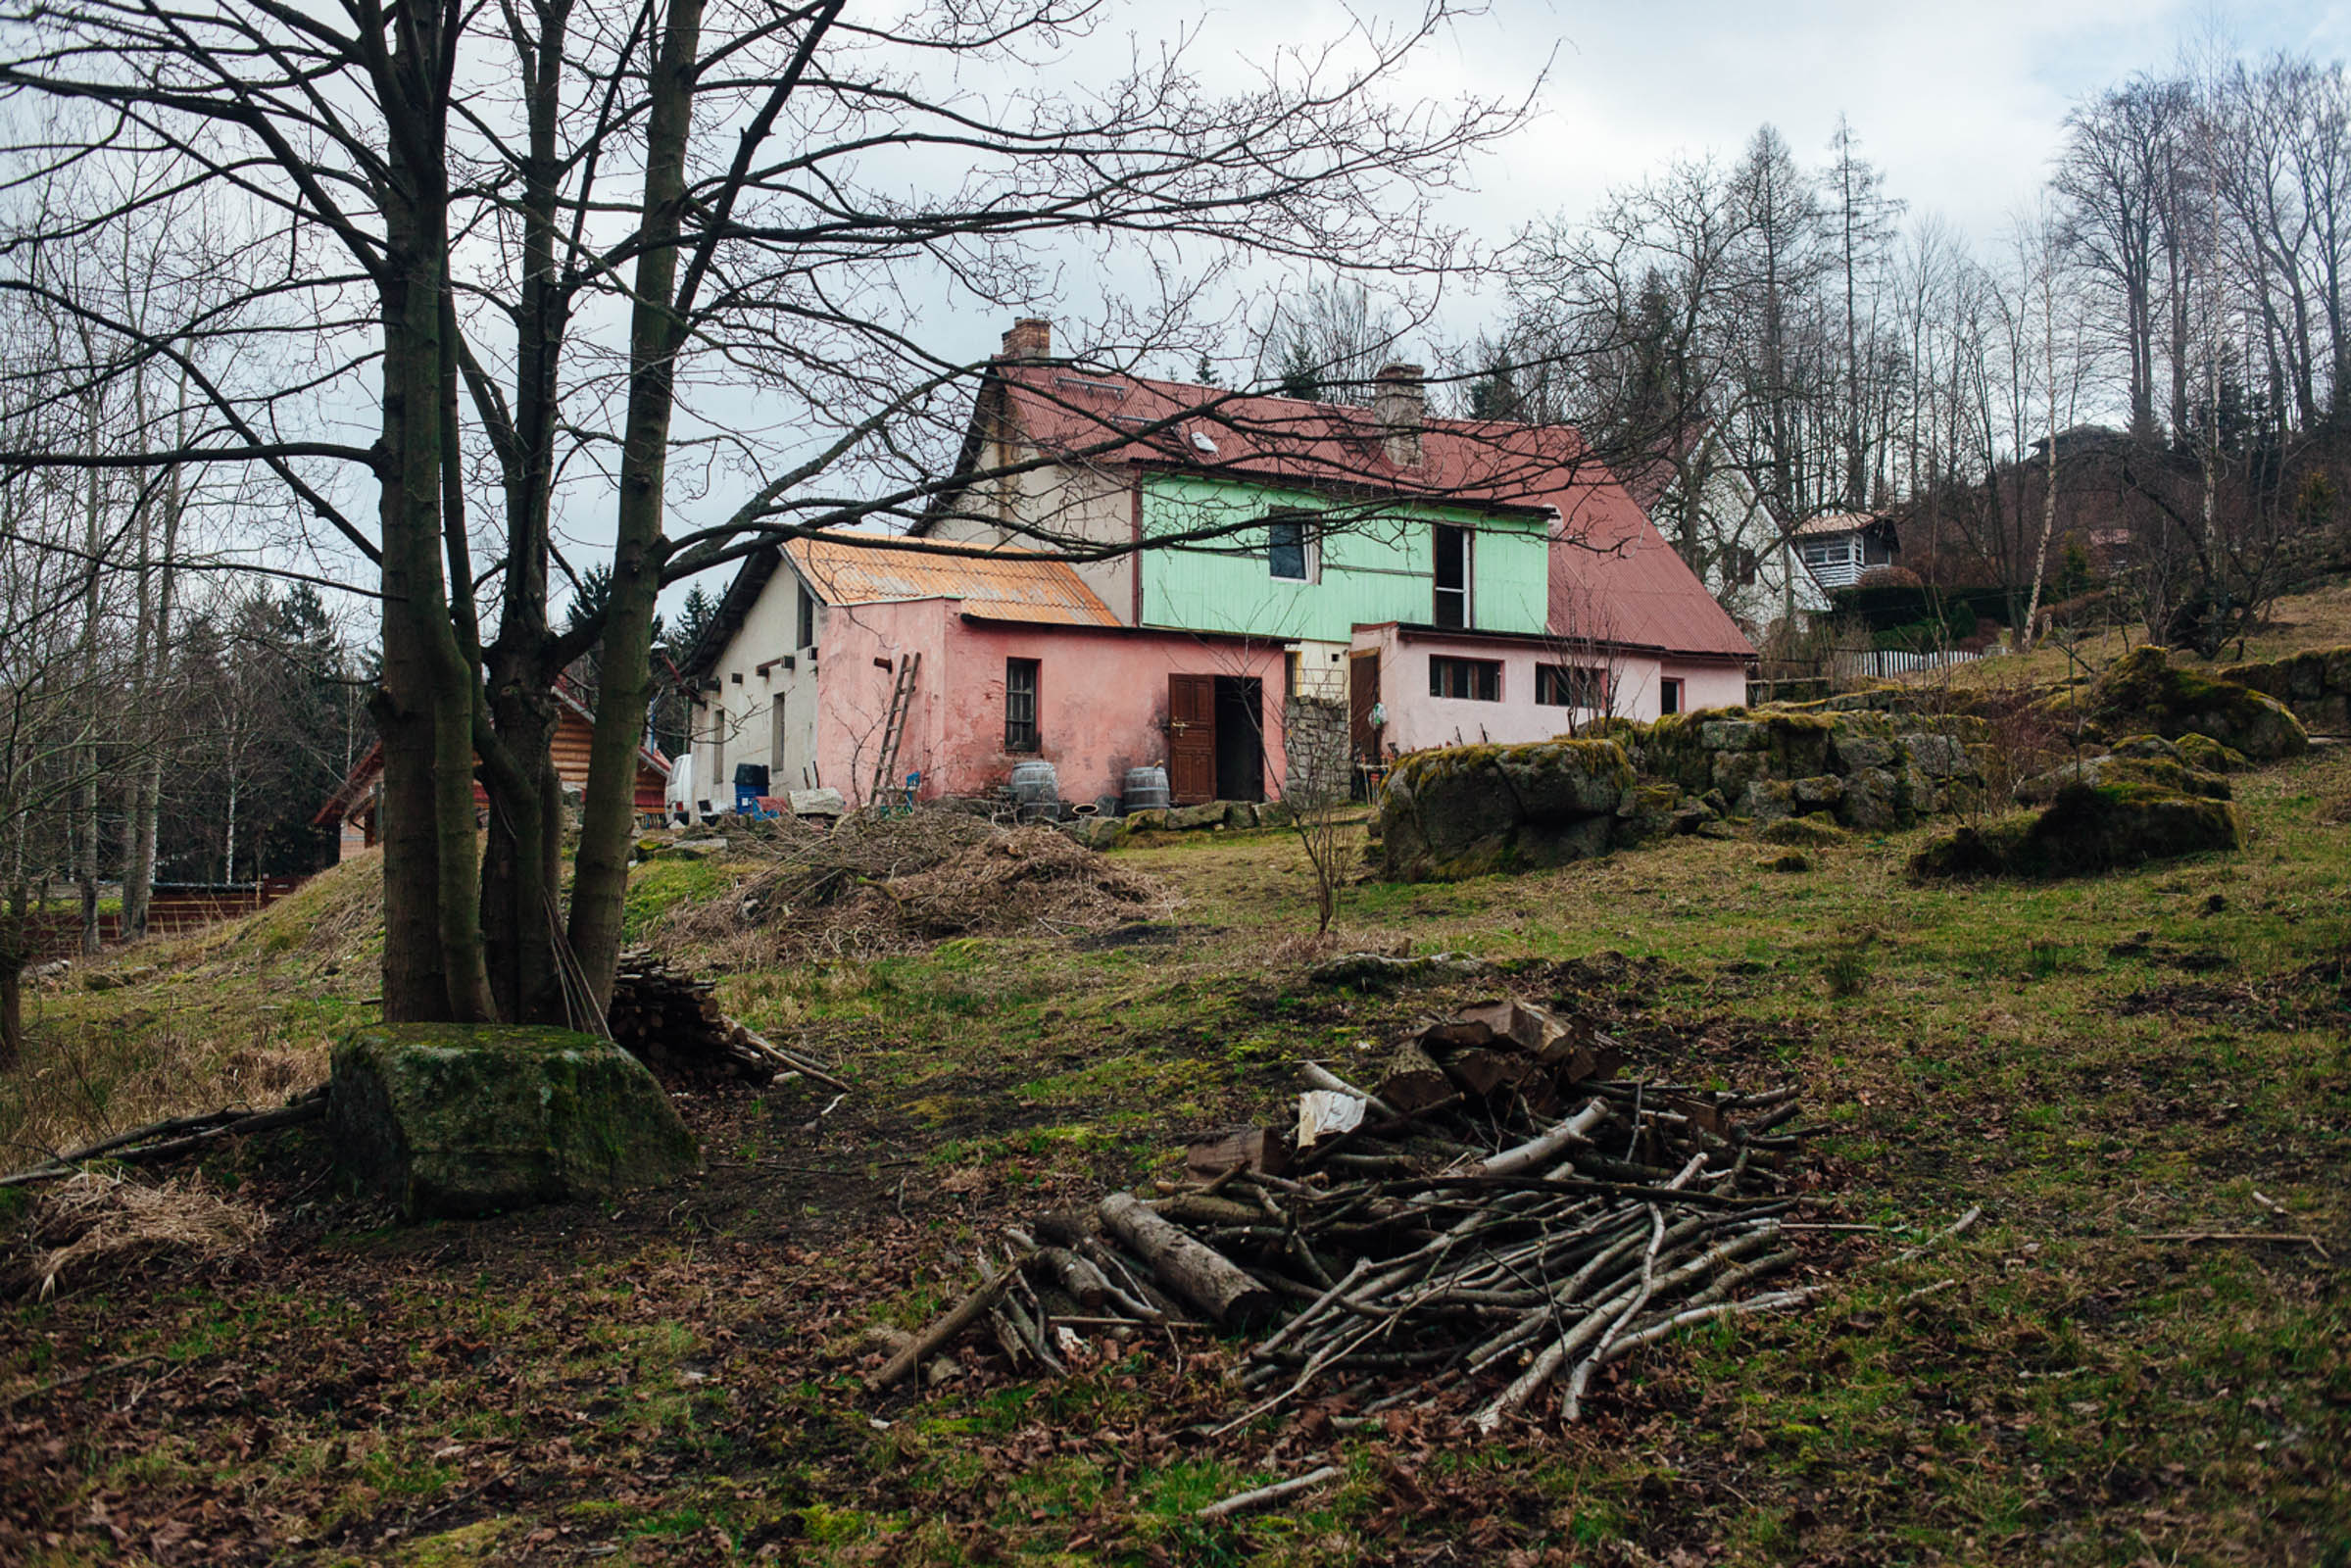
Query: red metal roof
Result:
<box><xmin>784</xmin><ymin>533</ymin><xmax>1119</xmax><ymax>626</ymax></box>
<box><xmin>982</xmin><ymin>365</ymin><xmax>1753</xmax><ymax>661</ymax></box>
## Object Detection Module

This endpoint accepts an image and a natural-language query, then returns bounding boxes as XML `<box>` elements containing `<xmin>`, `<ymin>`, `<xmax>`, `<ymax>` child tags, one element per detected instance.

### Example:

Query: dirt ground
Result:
<box><xmin>3</xmin><ymin>745</ymin><xmax>2348</xmax><ymax>1566</ymax></box>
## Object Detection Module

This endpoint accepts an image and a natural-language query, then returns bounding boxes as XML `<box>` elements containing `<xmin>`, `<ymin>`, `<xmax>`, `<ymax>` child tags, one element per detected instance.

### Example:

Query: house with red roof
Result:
<box><xmin>684</xmin><ymin>317</ymin><xmax>1754</xmax><ymax>810</ymax></box>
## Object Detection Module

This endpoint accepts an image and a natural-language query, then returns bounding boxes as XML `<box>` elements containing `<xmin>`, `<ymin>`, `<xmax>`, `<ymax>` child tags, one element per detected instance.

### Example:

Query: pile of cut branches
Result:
<box><xmin>876</xmin><ymin>999</ymin><xmax>1826</xmax><ymax>1429</ymax></box>
<box><xmin>664</xmin><ymin>810</ymin><xmax>1174</xmax><ymax>960</ymax></box>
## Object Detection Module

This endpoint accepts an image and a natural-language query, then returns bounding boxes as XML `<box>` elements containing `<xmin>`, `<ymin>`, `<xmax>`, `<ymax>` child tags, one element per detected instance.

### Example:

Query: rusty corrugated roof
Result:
<box><xmin>783</xmin><ymin>533</ymin><xmax>1119</xmax><ymax>625</ymax></box>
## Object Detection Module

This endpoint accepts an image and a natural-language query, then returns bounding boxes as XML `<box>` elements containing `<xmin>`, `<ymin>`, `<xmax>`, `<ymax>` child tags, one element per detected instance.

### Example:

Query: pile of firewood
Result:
<box><xmin>874</xmin><ymin>998</ymin><xmax>1821</xmax><ymax>1428</ymax></box>
<box><xmin>609</xmin><ymin>949</ymin><xmax>845</xmax><ymax>1090</ymax></box>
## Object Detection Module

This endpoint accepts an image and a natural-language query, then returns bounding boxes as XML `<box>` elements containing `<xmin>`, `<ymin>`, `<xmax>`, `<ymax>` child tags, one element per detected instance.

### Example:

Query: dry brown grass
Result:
<box><xmin>11</xmin><ymin>1170</ymin><xmax>265</xmax><ymax>1298</ymax></box>
<box><xmin>1931</xmin><ymin>572</ymin><xmax>2351</xmax><ymax>691</ymax></box>
<box><xmin>3</xmin><ymin>853</ymin><xmax>383</xmax><ymax>1166</ymax></box>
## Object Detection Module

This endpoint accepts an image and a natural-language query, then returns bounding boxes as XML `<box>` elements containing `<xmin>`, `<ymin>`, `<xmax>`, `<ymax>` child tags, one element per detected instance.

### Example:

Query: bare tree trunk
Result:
<box><xmin>566</xmin><ymin>0</ymin><xmax>706</xmax><ymax>1017</ymax></box>
<box><xmin>375</xmin><ymin>6</ymin><xmax>494</xmax><ymax>1024</ymax></box>
<box><xmin>2022</xmin><ymin>232</ymin><xmax>2064</xmax><ymax>652</ymax></box>
<box><xmin>75</xmin><ymin>434</ymin><xmax>102</xmax><ymax>956</ymax></box>
<box><xmin>477</xmin><ymin>0</ymin><xmax>576</xmax><ymax>1027</ymax></box>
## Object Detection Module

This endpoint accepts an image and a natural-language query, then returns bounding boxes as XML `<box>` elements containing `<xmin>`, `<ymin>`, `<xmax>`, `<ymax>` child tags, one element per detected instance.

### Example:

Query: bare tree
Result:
<box><xmin>0</xmin><ymin>0</ymin><xmax>1534</xmax><ymax>1029</ymax></box>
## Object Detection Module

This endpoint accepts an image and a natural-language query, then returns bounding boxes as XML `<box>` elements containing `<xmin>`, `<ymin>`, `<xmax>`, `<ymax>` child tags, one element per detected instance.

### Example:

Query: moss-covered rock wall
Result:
<box><xmin>2220</xmin><ymin>645</ymin><xmax>2351</xmax><ymax>738</ymax></box>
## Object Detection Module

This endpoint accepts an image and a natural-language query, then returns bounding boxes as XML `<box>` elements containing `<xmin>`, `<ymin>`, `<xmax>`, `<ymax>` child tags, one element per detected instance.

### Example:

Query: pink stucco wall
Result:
<box><xmin>816</xmin><ymin>599</ymin><xmax>1288</xmax><ymax>807</ymax></box>
<box><xmin>1352</xmin><ymin>623</ymin><xmax>1749</xmax><ymax>757</ymax></box>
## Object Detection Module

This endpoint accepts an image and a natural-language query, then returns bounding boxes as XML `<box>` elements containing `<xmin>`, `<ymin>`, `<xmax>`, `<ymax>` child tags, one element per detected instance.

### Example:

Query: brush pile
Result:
<box><xmin>875</xmin><ymin>998</ymin><xmax>1822</xmax><ymax>1429</ymax></box>
<box><xmin>7</xmin><ymin>1171</ymin><xmax>266</xmax><ymax>1299</ymax></box>
<box><xmin>663</xmin><ymin>809</ymin><xmax>1175</xmax><ymax>959</ymax></box>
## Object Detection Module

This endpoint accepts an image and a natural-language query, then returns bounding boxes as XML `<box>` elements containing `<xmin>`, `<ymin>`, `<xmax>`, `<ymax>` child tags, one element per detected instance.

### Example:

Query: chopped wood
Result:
<box><xmin>1101</xmin><ymin>1193</ymin><xmax>1278</xmax><ymax>1328</ymax></box>
<box><xmin>874</xmin><ymin>992</ymin><xmax>1837</xmax><ymax>1428</ymax></box>
<box><xmin>1373</xmin><ymin>1037</ymin><xmax>1453</xmax><ymax>1113</ymax></box>
<box><xmin>609</xmin><ymin>949</ymin><xmax>847</xmax><ymax>1090</ymax></box>
<box><xmin>1185</xmin><ymin>1127</ymin><xmax>1287</xmax><ymax>1179</ymax></box>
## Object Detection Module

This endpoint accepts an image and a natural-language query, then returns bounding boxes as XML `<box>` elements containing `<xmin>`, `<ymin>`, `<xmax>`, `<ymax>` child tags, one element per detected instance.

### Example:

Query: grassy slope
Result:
<box><xmin>2</xmin><ymin>757</ymin><xmax>2347</xmax><ymax>1563</ymax></box>
<box><xmin>1</xmin><ymin>853</ymin><xmax>384</xmax><ymax>1166</ymax></box>
<box><xmin>1940</xmin><ymin>573</ymin><xmax>2351</xmax><ymax>692</ymax></box>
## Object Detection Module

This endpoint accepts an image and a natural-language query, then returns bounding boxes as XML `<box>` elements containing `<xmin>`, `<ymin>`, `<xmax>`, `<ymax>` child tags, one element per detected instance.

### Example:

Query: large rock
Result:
<box><xmin>1378</xmin><ymin>739</ymin><xmax>1635</xmax><ymax>880</ymax></box>
<box><xmin>2086</xmin><ymin>647</ymin><xmax>2309</xmax><ymax>760</ymax></box>
<box><xmin>2223</xmin><ymin>646</ymin><xmax>2351</xmax><ymax>737</ymax></box>
<box><xmin>1909</xmin><ymin>782</ymin><xmax>2244</xmax><ymax>881</ymax></box>
<box><xmin>330</xmin><ymin>1024</ymin><xmax>699</xmax><ymax>1219</ymax></box>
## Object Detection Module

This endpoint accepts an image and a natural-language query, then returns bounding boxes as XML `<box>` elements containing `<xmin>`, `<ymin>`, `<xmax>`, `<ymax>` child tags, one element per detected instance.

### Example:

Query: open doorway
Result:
<box><xmin>1213</xmin><ymin>675</ymin><xmax>1265</xmax><ymax>802</ymax></box>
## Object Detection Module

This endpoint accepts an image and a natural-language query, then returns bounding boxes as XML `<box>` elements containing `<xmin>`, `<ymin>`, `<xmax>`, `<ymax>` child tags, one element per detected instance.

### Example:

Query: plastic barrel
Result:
<box><xmin>1123</xmin><ymin>765</ymin><xmax>1170</xmax><ymax>814</ymax></box>
<box><xmin>1009</xmin><ymin>760</ymin><xmax>1060</xmax><ymax>807</ymax></box>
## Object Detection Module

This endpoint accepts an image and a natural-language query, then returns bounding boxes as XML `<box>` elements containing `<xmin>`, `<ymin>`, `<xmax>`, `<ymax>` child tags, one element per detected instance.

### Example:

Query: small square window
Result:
<box><xmin>1428</xmin><ymin>656</ymin><xmax>1500</xmax><ymax>702</ymax></box>
<box><xmin>1659</xmin><ymin>677</ymin><xmax>1684</xmax><ymax>716</ymax></box>
<box><xmin>1004</xmin><ymin>659</ymin><xmax>1040</xmax><ymax>752</ymax></box>
<box><xmin>1536</xmin><ymin>663</ymin><xmax>1610</xmax><ymax>710</ymax></box>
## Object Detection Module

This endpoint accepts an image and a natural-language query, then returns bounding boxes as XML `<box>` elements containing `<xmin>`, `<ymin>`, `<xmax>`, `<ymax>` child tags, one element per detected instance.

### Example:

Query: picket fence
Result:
<box><xmin>1825</xmin><ymin>644</ymin><xmax>2001</xmax><ymax>682</ymax></box>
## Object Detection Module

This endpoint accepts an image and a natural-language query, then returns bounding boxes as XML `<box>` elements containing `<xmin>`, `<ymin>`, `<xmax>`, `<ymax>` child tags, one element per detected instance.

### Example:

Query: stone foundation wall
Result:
<box><xmin>1284</xmin><ymin>693</ymin><xmax>1351</xmax><ymax>806</ymax></box>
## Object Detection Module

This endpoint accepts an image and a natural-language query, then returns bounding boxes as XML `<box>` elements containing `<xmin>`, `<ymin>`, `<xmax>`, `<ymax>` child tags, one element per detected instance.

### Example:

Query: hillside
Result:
<box><xmin>1</xmin><ymin>665</ymin><xmax>2346</xmax><ymax>1566</ymax></box>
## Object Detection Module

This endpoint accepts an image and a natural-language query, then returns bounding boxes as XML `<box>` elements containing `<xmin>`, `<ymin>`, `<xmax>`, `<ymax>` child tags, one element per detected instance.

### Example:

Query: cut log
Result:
<box><xmin>1100</xmin><ymin>1192</ymin><xmax>1277</xmax><ymax>1328</ymax></box>
<box><xmin>1457</xmin><ymin>998</ymin><xmax>1563</xmax><ymax>1054</ymax></box>
<box><xmin>1031</xmin><ymin>1247</ymin><xmax>1108</xmax><ymax>1311</ymax></box>
<box><xmin>1373</xmin><ymin>1038</ymin><xmax>1452</xmax><ymax>1113</ymax></box>
<box><xmin>1185</xmin><ymin>1126</ymin><xmax>1288</xmax><ymax>1179</ymax></box>
<box><xmin>1444</xmin><ymin>1048</ymin><xmax>1533</xmax><ymax>1099</ymax></box>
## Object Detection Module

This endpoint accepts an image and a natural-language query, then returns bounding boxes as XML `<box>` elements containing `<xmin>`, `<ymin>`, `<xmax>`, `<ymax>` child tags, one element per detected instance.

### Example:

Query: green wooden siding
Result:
<box><xmin>1137</xmin><ymin>472</ymin><xmax>1549</xmax><ymax>642</ymax></box>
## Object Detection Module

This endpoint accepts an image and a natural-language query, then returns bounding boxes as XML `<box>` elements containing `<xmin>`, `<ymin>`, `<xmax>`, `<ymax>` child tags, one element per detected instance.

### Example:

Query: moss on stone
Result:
<box><xmin>2086</xmin><ymin>646</ymin><xmax>2309</xmax><ymax>760</ymax></box>
<box><xmin>2172</xmin><ymin>733</ymin><xmax>2251</xmax><ymax>773</ymax></box>
<box><xmin>330</xmin><ymin>1023</ymin><xmax>699</xmax><ymax>1219</ymax></box>
<box><xmin>1760</xmin><ymin>813</ymin><xmax>1846</xmax><ymax>847</ymax></box>
<box><xmin>1380</xmin><ymin>738</ymin><xmax>1634</xmax><ymax>881</ymax></box>
<box><xmin>1909</xmin><ymin>781</ymin><xmax>2243</xmax><ymax>881</ymax></box>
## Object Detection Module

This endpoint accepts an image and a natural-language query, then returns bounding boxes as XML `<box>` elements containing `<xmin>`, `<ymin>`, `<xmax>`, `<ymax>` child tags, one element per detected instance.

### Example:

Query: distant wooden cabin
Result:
<box><xmin>316</xmin><ymin>686</ymin><xmax>669</xmax><ymax>860</ymax></box>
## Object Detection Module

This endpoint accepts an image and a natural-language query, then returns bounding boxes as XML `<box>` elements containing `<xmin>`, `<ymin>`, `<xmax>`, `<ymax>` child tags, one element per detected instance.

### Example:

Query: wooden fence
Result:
<box><xmin>21</xmin><ymin>877</ymin><xmax>308</xmax><ymax>962</ymax></box>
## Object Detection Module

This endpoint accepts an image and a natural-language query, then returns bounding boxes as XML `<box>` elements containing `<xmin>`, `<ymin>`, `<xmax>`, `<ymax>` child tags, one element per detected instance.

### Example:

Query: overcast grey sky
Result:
<box><xmin>902</xmin><ymin>0</ymin><xmax>2351</xmax><ymax>375</ymax></box>
<box><xmin>1439</xmin><ymin>0</ymin><xmax>2348</xmax><ymax>240</ymax></box>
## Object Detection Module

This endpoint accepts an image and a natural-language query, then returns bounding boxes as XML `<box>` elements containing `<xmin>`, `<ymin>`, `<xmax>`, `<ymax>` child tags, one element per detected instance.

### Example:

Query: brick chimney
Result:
<box><xmin>1001</xmin><ymin>317</ymin><xmax>1053</xmax><ymax>362</ymax></box>
<box><xmin>1373</xmin><ymin>362</ymin><xmax>1424</xmax><ymax>466</ymax></box>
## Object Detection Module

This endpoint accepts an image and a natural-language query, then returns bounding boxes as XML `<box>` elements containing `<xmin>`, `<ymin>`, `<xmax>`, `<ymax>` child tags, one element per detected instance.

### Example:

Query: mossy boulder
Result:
<box><xmin>2086</xmin><ymin>647</ymin><xmax>2308</xmax><ymax>760</ymax></box>
<box><xmin>1835</xmin><ymin>765</ymin><xmax>1913</xmax><ymax>832</ymax></box>
<box><xmin>330</xmin><ymin>1024</ymin><xmax>699</xmax><ymax>1219</ymax></box>
<box><xmin>2171</xmin><ymin>733</ymin><xmax>2250</xmax><ymax>773</ymax></box>
<box><xmin>1379</xmin><ymin>738</ymin><xmax>1635</xmax><ymax>880</ymax></box>
<box><xmin>1614</xmin><ymin>782</ymin><xmax>1685</xmax><ymax>843</ymax></box>
<box><xmin>1908</xmin><ymin>782</ymin><xmax>2244</xmax><ymax>881</ymax></box>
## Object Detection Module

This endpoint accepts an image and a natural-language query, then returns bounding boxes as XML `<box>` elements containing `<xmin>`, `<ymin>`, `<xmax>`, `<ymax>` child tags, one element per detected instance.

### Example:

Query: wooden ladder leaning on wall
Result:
<box><xmin>868</xmin><ymin>652</ymin><xmax>921</xmax><ymax>805</ymax></box>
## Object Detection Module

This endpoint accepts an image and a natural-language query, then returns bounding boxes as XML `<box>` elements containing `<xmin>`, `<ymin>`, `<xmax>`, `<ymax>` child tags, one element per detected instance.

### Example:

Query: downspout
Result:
<box><xmin>1129</xmin><ymin>469</ymin><xmax>1145</xmax><ymax>626</ymax></box>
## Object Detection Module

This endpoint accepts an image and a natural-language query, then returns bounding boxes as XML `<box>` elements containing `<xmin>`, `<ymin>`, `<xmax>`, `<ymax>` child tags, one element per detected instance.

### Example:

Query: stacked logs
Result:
<box><xmin>609</xmin><ymin>949</ymin><xmax>846</xmax><ymax>1090</ymax></box>
<box><xmin>873</xmin><ymin>997</ymin><xmax>1819</xmax><ymax>1428</ymax></box>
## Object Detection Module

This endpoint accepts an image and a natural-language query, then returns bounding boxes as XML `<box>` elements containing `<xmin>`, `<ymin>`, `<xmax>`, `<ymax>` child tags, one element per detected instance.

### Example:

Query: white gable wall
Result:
<box><xmin>690</xmin><ymin>562</ymin><xmax>826</xmax><ymax>807</ymax></box>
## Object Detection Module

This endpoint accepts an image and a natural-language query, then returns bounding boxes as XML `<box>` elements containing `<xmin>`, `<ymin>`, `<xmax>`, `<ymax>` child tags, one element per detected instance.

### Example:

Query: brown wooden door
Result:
<box><xmin>1168</xmin><ymin>674</ymin><xmax>1216</xmax><ymax>804</ymax></box>
<box><xmin>1348</xmin><ymin>652</ymin><xmax>1380</xmax><ymax>761</ymax></box>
